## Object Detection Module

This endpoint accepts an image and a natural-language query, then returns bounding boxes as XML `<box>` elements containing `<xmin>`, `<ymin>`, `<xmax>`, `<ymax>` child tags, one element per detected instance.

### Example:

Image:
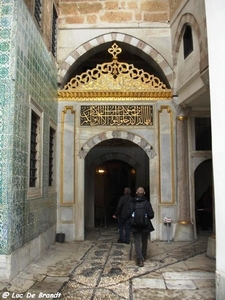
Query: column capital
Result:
<box><xmin>177</xmin><ymin>116</ymin><xmax>188</xmax><ymax>121</ymax></box>
<box><xmin>178</xmin><ymin>220</ymin><xmax>191</xmax><ymax>225</ymax></box>
<box><xmin>177</xmin><ymin>105</ymin><xmax>192</xmax><ymax>120</ymax></box>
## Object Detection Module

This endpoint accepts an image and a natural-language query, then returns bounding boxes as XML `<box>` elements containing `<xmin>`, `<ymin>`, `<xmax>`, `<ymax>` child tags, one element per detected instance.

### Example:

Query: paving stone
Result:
<box><xmin>132</xmin><ymin>278</ymin><xmax>166</xmax><ymax>289</ymax></box>
<box><xmin>165</xmin><ymin>279</ymin><xmax>197</xmax><ymax>290</ymax></box>
<box><xmin>194</xmin><ymin>279</ymin><xmax>215</xmax><ymax>289</ymax></box>
<box><xmin>163</xmin><ymin>271</ymin><xmax>215</xmax><ymax>280</ymax></box>
<box><xmin>156</xmin><ymin>261</ymin><xmax>188</xmax><ymax>272</ymax></box>
<box><xmin>29</xmin><ymin>276</ymin><xmax>69</xmax><ymax>294</ymax></box>
<box><xmin>133</xmin><ymin>289</ymin><xmax>215</xmax><ymax>300</ymax></box>
<box><xmin>185</xmin><ymin>253</ymin><xmax>216</xmax><ymax>272</ymax></box>
<box><xmin>107</xmin><ymin>282</ymin><xmax>130</xmax><ymax>299</ymax></box>
<box><xmin>0</xmin><ymin>282</ymin><xmax>9</xmax><ymax>290</ymax></box>
<box><xmin>8</xmin><ymin>277</ymin><xmax>35</xmax><ymax>293</ymax></box>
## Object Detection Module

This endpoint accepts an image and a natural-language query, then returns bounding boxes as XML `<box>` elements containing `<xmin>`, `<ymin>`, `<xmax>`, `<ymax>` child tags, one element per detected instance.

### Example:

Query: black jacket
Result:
<box><xmin>114</xmin><ymin>194</ymin><xmax>133</xmax><ymax>219</ymax></box>
<box><xmin>129</xmin><ymin>195</ymin><xmax>155</xmax><ymax>232</ymax></box>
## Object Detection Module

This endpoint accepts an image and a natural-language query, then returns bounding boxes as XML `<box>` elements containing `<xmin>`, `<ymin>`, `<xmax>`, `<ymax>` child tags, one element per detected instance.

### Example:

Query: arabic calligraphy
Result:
<box><xmin>80</xmin><ymin>105</ymin><xmax>153</xmax><ymax>126</ymax></box>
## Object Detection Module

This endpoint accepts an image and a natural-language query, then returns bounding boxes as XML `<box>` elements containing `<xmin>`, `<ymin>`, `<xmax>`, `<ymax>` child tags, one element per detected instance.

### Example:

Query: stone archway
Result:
<box><xmin>76</xmin><ymin>130</ymin><xmax>156</xmax><ymax>237</ymax></box>
<box><xmin>79</xmin><ymin>130</ymin><xmax>155</xmax><ymax>159</ymax></box>
<box><xmin>58</xmin><ymin>32</ymin><xmax>173</xmax><ymax>88</ymax></box>
<box><xmin>83</xmin><ymin>134</ymin><xmax>151</xmax><ymax>229</ymax></box>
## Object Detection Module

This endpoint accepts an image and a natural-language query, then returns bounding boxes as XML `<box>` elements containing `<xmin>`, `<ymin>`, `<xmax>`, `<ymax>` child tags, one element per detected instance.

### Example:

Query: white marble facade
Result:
<box><xmin>57</xmin><ymin>100</ymin><xmax>178</xmax><ymax>242</ymax></box>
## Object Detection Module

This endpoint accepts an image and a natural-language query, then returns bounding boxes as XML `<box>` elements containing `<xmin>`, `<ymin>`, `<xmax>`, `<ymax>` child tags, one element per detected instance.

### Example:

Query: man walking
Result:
<box><xmin>112</xmin><ymin>187</ymin><xmax>133</xmax><ymax>244</ymax></box>
<box><xmin>129</xmin><ymin>187</ymin><xmax>154</xmax><ymax>267</ymax></box>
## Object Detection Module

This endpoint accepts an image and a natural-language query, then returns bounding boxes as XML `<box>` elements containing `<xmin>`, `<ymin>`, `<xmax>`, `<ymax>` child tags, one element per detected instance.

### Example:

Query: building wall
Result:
<box><xmin>59</xmin><ymin>0</ymin><xmax>169</xmax><ymax>26</ymax></box>
<box><xmin>0</xmin><ymin>0</ymin><xmax>215</xmax><ymax>282</ymax></box>
<box><xmin>0</xmin><ymin>0</ymin><xmax>58</xmax><ymax>280</ymax></box>
<box><xmin>169</xmin><ymin>0</ymin><xmax>184</xmax><ymax>18</ymax></box>
<box><xmin>170</xmin><ymin>0</ymin><xmax>208</xmax><ymax>103</ymax></box>
<box><xmin>205</xmin><ymin>1</ymin><xmax>225</xmax><ymax>297</ymax></box>
<box><xmin>24</xmin><ymin>0</ymin><xmax>59</xmax><ymax>52</ymax></box>
<box><xmin>57</xmin><ymin>0</ymin><xmax>172</xmax><ymax>85</ymax></box>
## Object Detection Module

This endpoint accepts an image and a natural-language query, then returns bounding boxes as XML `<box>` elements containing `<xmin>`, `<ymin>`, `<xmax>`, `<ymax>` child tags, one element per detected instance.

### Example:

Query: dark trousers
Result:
<box><xmin>118</xmin><ymin>217</ymin><xmax>130</xmax><ymax>243</ymax></box>
<box><xmin>133</xmin><ymin>231</ymin><xmax>149</xmax><ymax>260</ymax></box>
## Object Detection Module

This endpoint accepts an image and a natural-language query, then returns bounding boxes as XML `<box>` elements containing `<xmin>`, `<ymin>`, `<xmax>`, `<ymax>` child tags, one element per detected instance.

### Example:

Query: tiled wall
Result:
<box><xmin>0</xmin><ymin>0</ymin><xmax>58</xmax><ymax>254</ymax></box>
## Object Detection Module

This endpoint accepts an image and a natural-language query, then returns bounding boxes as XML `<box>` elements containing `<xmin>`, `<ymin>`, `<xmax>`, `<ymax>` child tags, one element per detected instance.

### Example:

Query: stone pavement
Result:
<box><xmin>0</xmin><ymin>227</ymin><xmax>215</xmax><ymax>300</ymax></box>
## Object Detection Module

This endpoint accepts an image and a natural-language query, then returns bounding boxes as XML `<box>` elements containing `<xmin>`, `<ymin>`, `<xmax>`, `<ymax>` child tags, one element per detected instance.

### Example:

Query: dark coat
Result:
<box><xmin>114</xmin><ymin>194</ymin><xmax>133</xmax><ymax>219</ymax></box>
<box><xmin>129</xmin><ymin>195</ymin><xmax>155</xmax><ymax>233</ymax></box>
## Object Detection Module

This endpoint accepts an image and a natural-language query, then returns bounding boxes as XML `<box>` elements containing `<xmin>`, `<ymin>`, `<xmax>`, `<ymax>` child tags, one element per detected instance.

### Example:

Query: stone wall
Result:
<box><xmin>169</xmin><ymin>0</ymin><xmax>184</xmax><ymax>19</ymax></box>
<box><xmin>58</xmin><ymin>0</ymin><xmax>170</xmax><ymax>26</ymax></box>
<box><xmin>169</xmin><ymin>0</ymin><xmax>208</xmax><ymax>101</ymax></box>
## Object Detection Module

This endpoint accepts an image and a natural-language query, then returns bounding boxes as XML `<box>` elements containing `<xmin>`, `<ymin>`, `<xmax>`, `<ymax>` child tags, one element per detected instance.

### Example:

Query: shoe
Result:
<box><xmin>124</xmin><ymin>241</ymin><xmax>130</xmax><ymax>244</ymax></box>
<box><xmin>117</xmin><ymin>239</ymin><xmax>125</xmax><ymax>243</ymax></box>
<box><xmin>137</xmin><ymin>259</ymin><xmax>144</xmax><ymax>267</ymax></box>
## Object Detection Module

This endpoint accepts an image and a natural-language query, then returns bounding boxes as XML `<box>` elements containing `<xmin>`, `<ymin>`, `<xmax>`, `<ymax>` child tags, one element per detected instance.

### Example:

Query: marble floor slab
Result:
<box><xmin>165</xmin><ymin>279</ymin><xmax>197</xmax><ymax>290</ymax></box>
<box><xmin>163</xmin><ymin>271</ymin><xmax>215</xmax><ymax>280</ymax></box>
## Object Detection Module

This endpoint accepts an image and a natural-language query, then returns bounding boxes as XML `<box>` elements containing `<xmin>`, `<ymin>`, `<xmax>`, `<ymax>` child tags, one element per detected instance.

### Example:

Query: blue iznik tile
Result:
<box><xmin>0</xmin><ymin>0</ymin><xmax>58</xmax><ymax>255</ymax></box>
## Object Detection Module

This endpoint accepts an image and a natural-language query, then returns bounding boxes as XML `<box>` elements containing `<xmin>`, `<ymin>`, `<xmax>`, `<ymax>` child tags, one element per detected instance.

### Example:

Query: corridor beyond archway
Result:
<box><xmin>84</xmin><ymin>138</ymin><xmax>149</xmax><ymax>229</ymax></box>
<box><xmin>94</xmin><ymin>159</ymin><xmax>136</xmax><ymax>227</ymax></box>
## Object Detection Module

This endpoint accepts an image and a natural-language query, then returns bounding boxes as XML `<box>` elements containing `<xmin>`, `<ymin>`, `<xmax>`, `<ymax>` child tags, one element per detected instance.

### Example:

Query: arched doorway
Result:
<box><xmin>57</xmin><ymin>42</ymin><xmax>172</xmax><ymax>241</ymax></box>
<box><xmin>84</xmin><ymin>138</ymin><xmax>149</xmax><ymax>229</ymax></box>
<box><xmin>195</xmin><ymin>159</ymin><xmax>213</xmax><ymax>233</ymax></box>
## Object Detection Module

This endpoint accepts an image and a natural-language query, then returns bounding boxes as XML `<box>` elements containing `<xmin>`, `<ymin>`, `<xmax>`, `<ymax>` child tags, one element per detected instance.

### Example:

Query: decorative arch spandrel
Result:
<box><xmin>58</xmin><ymin>43</ymin><xmax>172</xmax><ymax>101</ymax></box>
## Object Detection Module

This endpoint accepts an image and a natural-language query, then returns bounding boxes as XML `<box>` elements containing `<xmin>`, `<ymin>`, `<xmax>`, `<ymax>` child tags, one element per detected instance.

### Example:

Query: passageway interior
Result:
<box><xmin>94</xmin><ymin>159</ymin><xmax>136</xmax><ymax>227</ymax></box>
<box><xmin>84</xmin><ymin>138</ymin><xmax>149</xmax><ymax>228</ymax></box>
<box><xmin>195</xmin><ymin>159</ymin><xmax>213</xmax><ymax>234</ymax></box>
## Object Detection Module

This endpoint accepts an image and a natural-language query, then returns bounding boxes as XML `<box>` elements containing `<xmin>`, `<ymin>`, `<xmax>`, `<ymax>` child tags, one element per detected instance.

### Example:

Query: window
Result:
<box><xmin>28</xmin><ymin>99</ymin><xmax>43</xmax><ymax>197</ymax></box>
<box><xmin>48</xmin><ymin>120</ymin><xmax>57</xmax><ymax>193</ymax></box>
<box><xmin>30</xmin><ymin>111</ymin><xmax>39</xmax><ymax>187</ymax></box>
<box><xmin>183</xmin><ymin>25</ymin><xmax>193</xmax><ymax>59</ymax></box>
<box><xmin>34</xmin><ymin>0</ymin><xmax>42</xmax><ymax>28</ymax></box>
<box><xmin>25</xmin><ymin>0</ymin><xmax>58</xmax><ymax>59</ymax></box>
<box><xmin>51</xmin><ymin>4</ymin><xmax>58</xmax><ymax>58</ymax></box>
<box><xmin>195</xmin><ymin>117</ymin><xmax>212</xmax><ymax>150</ymax></box>
<box><xmin>49</xmin><ymin>126</ymin><xmax>56</xmax><ymax>187</ymax></box>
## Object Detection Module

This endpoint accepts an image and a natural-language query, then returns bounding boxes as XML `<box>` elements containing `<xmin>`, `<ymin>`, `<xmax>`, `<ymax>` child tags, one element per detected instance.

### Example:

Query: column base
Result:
<box><xmin>207</xmin><ymin>235</ymin><xmax>216</xmax><ymax>259</ymax></box>
<box><xmin>174</xmin><ymin>222</ymin><xmax>194</xmax><ymax>241</ymax></box>
<box><xmin>216</xmin><ymin>272</ymin><xmax>225</xmax><ymax>300</ymax></box>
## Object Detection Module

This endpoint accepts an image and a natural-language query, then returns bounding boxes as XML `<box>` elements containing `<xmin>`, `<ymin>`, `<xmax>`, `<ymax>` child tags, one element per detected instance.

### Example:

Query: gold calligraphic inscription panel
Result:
<box><xmin>80</xmin><ymin>105</ymin><xmax>153</xmax><ymax>126</ymax></box>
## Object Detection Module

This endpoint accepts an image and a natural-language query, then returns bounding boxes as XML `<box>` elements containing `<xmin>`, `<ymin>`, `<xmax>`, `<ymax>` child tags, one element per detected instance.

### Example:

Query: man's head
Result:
<box><xmin>124</xmin><ymin>187</ymin><xmax>131</xmax><ymax>194</ymax></box>
<box><xmin>136</xmin><ymin>187</ymin><xmax>145</xmax><ymax>196</ymax></box>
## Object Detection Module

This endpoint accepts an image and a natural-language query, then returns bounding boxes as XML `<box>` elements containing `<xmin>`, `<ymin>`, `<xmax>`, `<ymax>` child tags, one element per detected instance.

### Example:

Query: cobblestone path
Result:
<box><xmin>60</xmin><ymin>228</ymin><xmax>211</xmax><ymax>300</ymax></box>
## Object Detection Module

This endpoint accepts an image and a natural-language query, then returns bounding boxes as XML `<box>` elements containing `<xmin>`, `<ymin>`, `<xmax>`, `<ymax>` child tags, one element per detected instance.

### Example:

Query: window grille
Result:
<box><xmin>49</xmin><ymin>127</ymin><xmax>55</xmax><ymax>186</ymax></box>
<box><xmin>30</xmin><ymin>111</ymin><xmax>39</xmax><ymax>187</ymax></box>
<box><xmin>183</xmin><ymin>25</ymin><xmax>193</xmax><ymax>59</ymax></box>
<box><xmin>34</xmin><ymin>0</ymin><xmax>42</xmax><ymax>28</ymax></box>
<box><xmin>51</xmin><ymin>5</ymin><xmax>58</xmax><ymax>58</ymax></box>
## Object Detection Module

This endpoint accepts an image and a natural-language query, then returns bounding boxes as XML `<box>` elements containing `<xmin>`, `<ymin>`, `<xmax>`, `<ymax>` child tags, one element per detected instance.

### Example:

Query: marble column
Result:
<box><xmin>174</xmin><ymin>107</ymin><xmax>194</xmax><ymax>241</ymax></box>
<box><xmin>75</xmin><ymin>148</ymin><xmax>86</xmax><ymax>241</ymax></box>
